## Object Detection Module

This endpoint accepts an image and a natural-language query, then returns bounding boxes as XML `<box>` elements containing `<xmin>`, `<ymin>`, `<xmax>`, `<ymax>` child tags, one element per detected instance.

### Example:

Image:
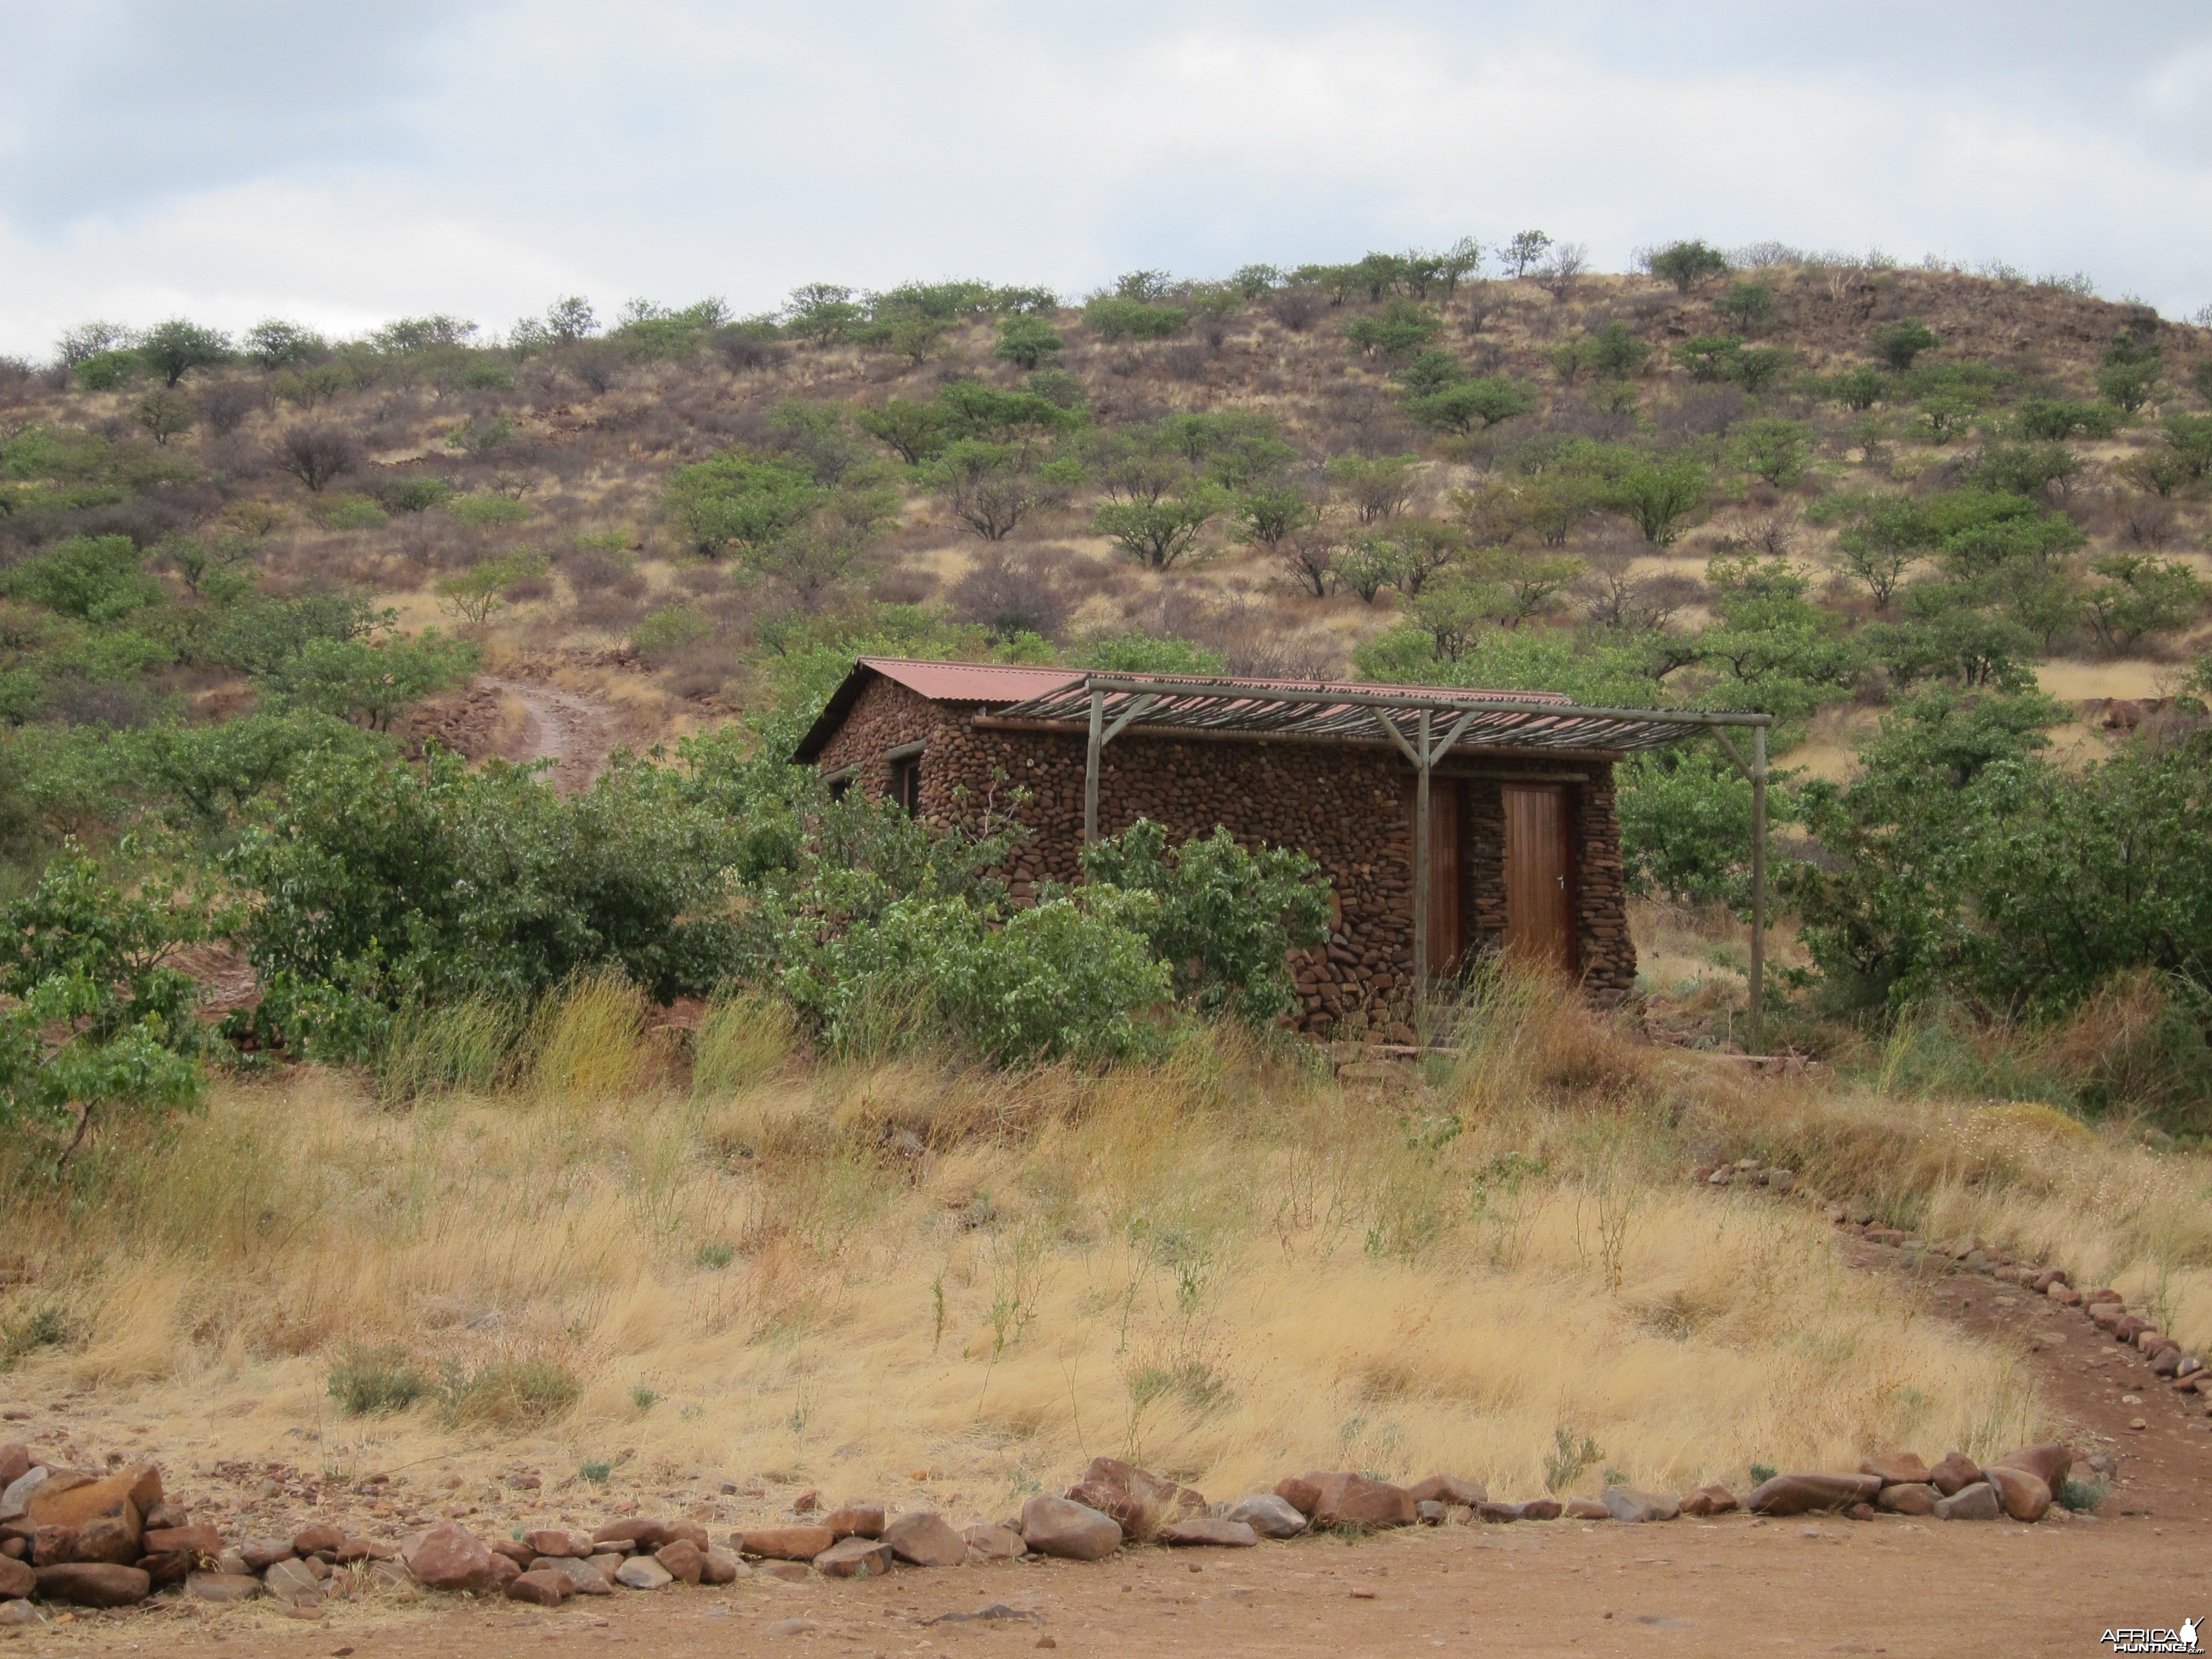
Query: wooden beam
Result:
<box><xmin>1099</xmin><ymin>694</ymin><xmax>1157</xmax><ymax>747</ymax></box>
<box><xmin>1413</xmin><ymin>710</ymin><xmax>1432</xmax><ymax>1007</ymax></box>
<box><xmin>1082</xmin><ymin>685</ymin><xmax>1103</xmax><ymax>846</ymax></box>
<box><xmin>969</xmin><ymin>714</ymin><xmax>1632</xmax><ymax>765</ymax></box>
<box><xmin>1371</xmin><ymin>709</ymin><xmax>1422</xmax><ymax>768</ymax></box>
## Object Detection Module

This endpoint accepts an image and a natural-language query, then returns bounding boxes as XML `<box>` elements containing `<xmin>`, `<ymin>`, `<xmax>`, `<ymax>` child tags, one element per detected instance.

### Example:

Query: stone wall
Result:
<box><xmin>813</xmin><ymin>674</ymin><xmax>1637</xmax><ymax>1036</ymax></box>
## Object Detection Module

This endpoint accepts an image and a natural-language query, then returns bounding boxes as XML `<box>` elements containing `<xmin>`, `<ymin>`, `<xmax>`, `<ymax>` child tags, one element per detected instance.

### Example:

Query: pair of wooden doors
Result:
<box><xmin>1421</xmin><ymin>780</ymin><xmax>1574</xmax><ymax>976</ymax></box>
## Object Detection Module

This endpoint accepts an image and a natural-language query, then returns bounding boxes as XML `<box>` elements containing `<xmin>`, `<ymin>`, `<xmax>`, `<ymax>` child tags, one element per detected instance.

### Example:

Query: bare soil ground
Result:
<box><xmin>24</xmin><ymin>1210</ymin><xmax>2208</xmax><ymax>1659</ymax></box>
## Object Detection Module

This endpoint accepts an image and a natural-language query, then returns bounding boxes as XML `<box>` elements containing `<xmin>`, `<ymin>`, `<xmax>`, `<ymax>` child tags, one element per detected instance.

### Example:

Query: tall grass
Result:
<box><xmin>1</xmin><ymin>964</ymin><xmax>2204</xmax><ymax>1512</ymax></box>
<box><xmin>691</xmin><ymin>990</ymin><xmax>798</xmax><ymax>1099</ymax></box>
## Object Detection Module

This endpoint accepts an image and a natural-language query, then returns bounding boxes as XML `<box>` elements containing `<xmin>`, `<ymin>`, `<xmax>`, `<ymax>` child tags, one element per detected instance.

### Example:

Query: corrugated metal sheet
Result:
<box><xmin>861</xmin><ymin>658</ymin><xmax>1084</xmax><ymax>703</ymax></box>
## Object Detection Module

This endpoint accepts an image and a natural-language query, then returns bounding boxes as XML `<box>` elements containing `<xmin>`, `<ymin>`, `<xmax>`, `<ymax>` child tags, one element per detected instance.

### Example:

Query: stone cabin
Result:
<box><xmin>794</xmin><ymin>657</ymin><xmax>1658</xmax><ymax>1041</ymax></box>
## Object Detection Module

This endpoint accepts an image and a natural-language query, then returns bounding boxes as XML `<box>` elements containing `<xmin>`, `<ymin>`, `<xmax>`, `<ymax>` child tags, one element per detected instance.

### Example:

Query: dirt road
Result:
<box><xmin>483</xmin><ymin>677</ymin><xmax>611</xmax><ymax>795</ymax></box>
<box><xmin>36</xmin><ymin>1513</ymin><xmax>2203</xmax><ymax>1659</ymax></box>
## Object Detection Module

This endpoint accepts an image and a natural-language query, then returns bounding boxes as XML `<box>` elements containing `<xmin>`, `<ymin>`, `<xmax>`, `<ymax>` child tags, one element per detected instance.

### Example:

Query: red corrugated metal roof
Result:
<box><xmin>860</xmin><ymin>658</ymin><xmax>1084</xmax><ymax>702</ymax></box>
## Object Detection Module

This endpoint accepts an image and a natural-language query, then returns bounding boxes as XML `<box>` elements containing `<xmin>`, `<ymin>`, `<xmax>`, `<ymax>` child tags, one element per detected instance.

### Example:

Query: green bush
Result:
<box><xmin>1080</xmin><ymin>820</ymin><xmax>1329</xmax><ymax>1024</ymax></box>
<box><xmin>73</xmin><ymin>349</ymin><xmax>140</xmax><ymax>391</ymax></box>
<box><xmin>993</xmin><ymin>315</ymin><xmax>1064</xmax><ymax>370</ymax></box>
<box><xmin>1346</xmin><ymin>300</ymin><xmax>1441</xmax><ymax>360</ymax></box>
<box><xmin>437</xmin><ymin>1358</ymin><xmax>581</xmax><ymax>1430</ymax></box>
<box><xmin>1406</xmin><ymin>376</ymin><xmax>1537</xmax><ymax>434</ymax></box>
<box><xmin>1083</xmin><ymin>297</ymin><xmax>1188</xmax><ymax>342</ymax></box>
<box><xmin>0</xmin><ymin>535</ymin><xmax>163</xmax><ymax>622</ymax></box>
<box><xmin>1647</xmin><ymin>240</ymin><xmax>1730</xmax><ymax>292</ymax></box>
<box><xmin>328</xmin><ymin>1344</ymin><xmax>430</xmax><ymax>1414</ymax></box>
<box><xmin>379</xmin><ymin>477</ymin><xmax>454</xmax><ymax>513</ymax></box>
<box><xmin>321</xmin><ymin>495</ymin><xmax>389</xmax><ymax>531</ymax></box>
<box><xmin>630</xmin><ymin>604</ymin><xmax>715</xmax><ymax>663</ymax></box>
<box><xmin>1870</xmin><ymin>320</ymin><xmax>1939</xmax><ymax>370</ymax></box>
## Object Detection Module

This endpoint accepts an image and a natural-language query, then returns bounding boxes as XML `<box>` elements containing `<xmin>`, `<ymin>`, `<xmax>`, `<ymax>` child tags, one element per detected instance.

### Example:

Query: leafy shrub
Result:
<box><xmin>630</xmin><ymin>604</ymin><xmax>715</xmax><ymax>663</ymax></box>
<box><xmin>0</xmin><ymin>535</ymin><xmax>162</xmax><ymax>622</ymax></box>
<box><xmin>328</xmin><ymin>1344</ymin><xmax>430</xmax><ymax>1413</ymax></box>
<box><xmin>1406</xmin><ymin>376</ymin><xmax>1537</xmax><ymax>433</ymax></box>
<box><xmin>0</xmin><ymin>850</ymin><xmax>212</xmax><ymax>1171</ymax></box>
<box><xmin>1647</xmin><ymin>239</ymin><xmax>1730</xmax><ymax>292</ymax></box>
<box><xmin>1870</xmin><ymin>320</ymin><xmax>1939</xmax><ymax>370</ymax></box>
<box><xmin>994</xmin><ymin>315</ymin><xmax>1064</xmax><ymax>369</ymax></box>
<box><xmin>378</xmin><ymin>476</ymin><xmax>454</xmax><ymax>512</ymax></box>
<box><xmin>321</xmin><ymin>495</ymin><xmax>388</xmax><ymax>531</ymax></box>
<box><xmin>1082</xmin><ymin>297</ymin><xmax>1188</xmax><ymax>342</ymax></box>
<box><xmin>1346</xmin><ymin>300</ymin><xmax>1442</xmax><ymax>360</ymax></box>
<box><xmin>73</xmin><ymin>349</ymin><xmax>139</xmax><ymax>391</ymax></box>
<box><xmin>1080</xmin><ymin>820</ymin><xmax>1329</xmax><ymax>1024</ymax></box>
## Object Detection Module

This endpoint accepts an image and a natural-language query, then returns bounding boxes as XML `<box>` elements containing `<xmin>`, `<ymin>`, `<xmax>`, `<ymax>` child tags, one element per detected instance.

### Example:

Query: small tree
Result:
<box><xmin>1276</xmin><ymin>524</ymin><xmax>1339</xmax><ymax>598</ymax></box>
<box><xmin>0</xmin><ymin>850</ymin><xmax>211</xmax><ymax>1174</ymax></box>
<box><xmin>1093</xmin><ymin>491</ymin><xmax>1222</xmax><ymax>568</ymax></box>
<box><xmin>243</xmin><ymin>319</ymin><xmax>327</xmax><ymax>369</ymax></box>
<box><xmin>1606</xmin><ymin>456</ymin><xmax>1708</xmax><ymax>546</ymax></box>
<box><xmin>136</xmin><ymin>318</ymin><xmax>231</xmax><ymax>386</ymax></box>
<box><xmin>1712</xmin><ymin>281</ymin><xmax>1777</xmax><ymax>332</ymax></box>
<box><xmin>1587</xmin><ymin>321</ymin><xmax>1652</xmax><ymax>379</ymax></box>
<box><xmin>1730</xmin><ymin>418</ymin><xmax>1811</xmax><ymax>486</ymax></box>
<box><xmin>1345</xmin><ymin>300</ymin><xmax>1441</xmax><ymax>360</ymax></box>
<box><xmin>1672</xmin><ymin>335</ymin><xmax>1743</xmax><ymax>381</ymax></box>
<box><xmin>1830</xmin><ymin>366</ymin><xmax>1886</xmax><ymax>411</ymax></box>
<box><xmin>2096</xmin><ymin>358</ymin><xmax>2162</xmax><ymax>413</ymax></box>
<box><xmin>1502</xmin><ymin>230</ymin><xmax>1553</xmax><ymax>278</ymax></box>
<box><xmin>544</xmin><ymin>295</ymin><xmax>599</xmax><ymax>343</ymax></box>
<box><xmin>1730</xmin><ymin>346</ymin><xmax>1794</xmax><ymax>394</ymax></box>
<box><xmin>993</xmin><ymin>315</ymin><xmax>1064</xmax><ymax>370</ymax></box>
<box><xmin>275</xmin><ymin>424</ymin><xmax>362</xmax><ymax>492</ymax></box>
<box><xmin>135</xmin><ymin>390</ymin><xmax>193</xmax><ymax>446</ymax></box>
<box><xmin>1233</xmin><ymin>487</ymin><xmax>1312</xmax><ymax>554</ymax></box>
<box><xmin>1834</xmin><ymin>497</ymin><xmax>1936</xmax><ymax>606</ymax></box>
<box><xmin>435</xmin><ymin>552</ymin><xmax>549</xmax><ymax>626</ymax></box>
<box><xmin>2082</xmin><ymin>553</ymin><xmax>2210</xmax><ymax>652</ymax></box>
<box><xmin>1406</xmin><ymin>375</ymin><xmax>1537</xmax><ymax>434</ymax></box>
<box><xmin>1538</xmin><ymin>244</ymin><xmax>1589</xmax><ymax>301</ymax></box>
<box><xmin>1647</xmin><ymin>240</ymin><xmax>1730</xmax><ymax>293</ymax></box>
<box><xmin>1871</xmin><ymin>319</ymin><xmax>1939</xmax><ymax>370</ymax></box>
<box><xmin>856</xmin><ymin>399</ymin><xmax>948</xmax><ymax>466</ymax></box>
<box><xmin>56</xmin><ymin>321</ymin><xmax>131</xmax><ymax>366</ymax></box>
<box><xmin>1326</xmin><ymin>453</ymin><xmax>1420</xmax><ymax>523</ymax></box>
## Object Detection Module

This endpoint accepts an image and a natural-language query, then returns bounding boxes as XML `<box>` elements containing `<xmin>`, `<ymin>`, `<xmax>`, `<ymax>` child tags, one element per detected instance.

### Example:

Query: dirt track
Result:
<box><xmin>482</xmin><ymin>677</ymin><xmax>612</xmax><ymax>795</ymax></box>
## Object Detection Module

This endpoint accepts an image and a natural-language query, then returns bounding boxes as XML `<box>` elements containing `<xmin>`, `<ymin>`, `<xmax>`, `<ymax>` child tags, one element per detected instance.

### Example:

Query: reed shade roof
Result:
<box><xmin>985</xmin><ymin>672</ymin><xmax>1769</xmax><ymax>755</ymax></box>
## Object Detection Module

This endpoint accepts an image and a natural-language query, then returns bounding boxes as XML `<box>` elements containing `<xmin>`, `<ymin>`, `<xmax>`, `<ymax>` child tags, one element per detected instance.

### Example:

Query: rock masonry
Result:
<box><xmin>811</xmin><ymin>675</ymin><xmax>1637</xmax><ymax>1038</ymax></box>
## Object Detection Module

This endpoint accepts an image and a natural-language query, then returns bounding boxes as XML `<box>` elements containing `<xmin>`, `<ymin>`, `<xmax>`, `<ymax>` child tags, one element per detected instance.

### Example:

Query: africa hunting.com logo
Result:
<box><xmin>2102</xmin><ymin>1620</ymin><xmax>2201</xmax><ymax>1655</ymax></box>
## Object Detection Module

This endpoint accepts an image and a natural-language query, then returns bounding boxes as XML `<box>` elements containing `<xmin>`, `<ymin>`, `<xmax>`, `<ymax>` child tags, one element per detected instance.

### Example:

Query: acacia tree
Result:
<box><xmin>137</xmin><ymin>318</ymin><xmax>230</xmax><ymax>386</ymax></box>
<box><xmin>1503</xmin><ymin>230</ymin><xmax>1553</xmax><ymax>278</ymax></box>
<box><xmin>1647</xmin><ymin>240</ymin><xmax>1730</xmax><ymax>293</ymax></box>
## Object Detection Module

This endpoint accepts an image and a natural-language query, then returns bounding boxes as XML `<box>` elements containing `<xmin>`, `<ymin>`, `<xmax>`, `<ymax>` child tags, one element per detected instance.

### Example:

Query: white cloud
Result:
<box><xmin>1</xmin><ymin>1</ymin><xmax>2208</xmax><ymax>357</ymax></box>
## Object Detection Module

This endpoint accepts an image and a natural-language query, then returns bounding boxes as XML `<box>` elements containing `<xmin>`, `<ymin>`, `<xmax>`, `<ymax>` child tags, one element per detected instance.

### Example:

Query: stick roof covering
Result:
<box><xmin>985</xmin><ymin>672</ymin><xmax>1770</xmax><ymax>756</ymax></box>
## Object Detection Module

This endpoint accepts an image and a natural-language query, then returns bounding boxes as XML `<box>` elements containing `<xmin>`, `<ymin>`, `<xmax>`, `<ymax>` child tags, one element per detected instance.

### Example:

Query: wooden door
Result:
<box><xmin>1427</xmin><ymin>779</ymin><xmax>1465</xmax><ymax>977</ymax></box>
<box><xmin>1503</xmin><ymin>783</ymin><xmax>1574</xmax><ymax>973</ymax></box>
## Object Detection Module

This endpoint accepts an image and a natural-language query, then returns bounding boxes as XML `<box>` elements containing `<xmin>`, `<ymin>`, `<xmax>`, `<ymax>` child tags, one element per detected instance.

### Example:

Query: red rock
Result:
<box><xmin>31</xmin><ymin>1526</ymin><xmax>77</xmax><ymax>1566</ymax></box>
<box><xmin>33</xmin><ymin>1562</ymin><xmax>149</xmax><ymax>1607</ymax></box>
<box><xmin>2048</xmin><ymin>1284</ymin><xmax>2082</xmax><ymax>1306</ymax></box>
<box><xmin>1678</xmin><ymin>1486</ymin><xmax>1738</xmax><ymax>1516</ymax></box>
<box><xmin>0</xmin><ymin>1557</ymin><xmax>28</xmax><ymax>1600</ymax></box>
<box><xmin>961</xmin><ymin>1524</ymin><xmax>1027</xmax><ymax>1560</ymax></box>
<box><xmin>144</xmin><ymin>1524</ymin><xmax>219</xmax><ymax>1560</ymax></box>
<box><xmin>1305</xmin><ymin>1473</ymin><xmax>1414</xmax><ymax>1530</ymax></box>
<box><xmin>75</xmin><ymin>1515</ymin><xmax>141</xmax><ymax>1566</ymax></box>
<box><xmin>812</xmin><ymin>1537</ymin><xmax>894</xmax><ymax>1579</ymax></box>
<box><xmin>757</xmin><ymin>1560</ymin><xmax>810</xmax><ymax>1583</ymax></box>
<box><xmin>1985</xmin><ymin>1466</ymin><xmax>2051</xmax><ymax>1522</ymax></box>
<box><xmin>1018</xmin><ymin>1495</ymin><xmax>1121</xmax><ymax>1561</ymax></box>
<box><xmin>664</xmin><ymin>1520</ymin><xmax>709</xmax><ymax>1552</ymax></box>
<box><xmin>1932</xmin><ymin>1481</ymin><xmax>2000</xmax><ymax>1521</ymax></box>
<box><xmin>137</xmin><ymin>1550</ymin><xmax>192</xmax><ymax>1588</ymax></box>
<box><xmin>654</xmin><ymin>1540</ymin><xmax>704</xmax><ymax>1585</ymax></box>
<box><xmin>0</xmin><ymin>1450</ymin><xmax>25</xmax><ymax>1492</ymax></box>
<box><xmin>2029</xmin><ymin>1268</ymin><xmax>2070</xmax><ymax>1292</ymax></box>
<box><xmin>1406</xmin><ymin>1475</ymin><xmax>1487</xmax><ymax>1507</ymax></box>
<box><xmin>1989</xmin><ymin>1443</ymin><xmax>2072</xmax><ymax>1498</ymax></box>
<box><xmin>506</xmin><ymin>1569</ymin><xmax>572</xmax><ymax>1606</ymax></box>
<box><xmin>2083</xmin><ymin>1288</ymin><xmax>2122</xmax><ymax>1306</ymax></box>
<box><xmin>1745</xmin><ymin>1473</ymin><xmax>1882</xmax><ymax>1515</ymax></box>
<box><xmin>529</xmin><ymin>1558</ymin><xmax>613</xmax><ymax>1595</ymax></box>
<box><xmin>1602</xmin><ymin>1487</ymin><xmax>1678</xmax><ymax>1523</ymax></box>
<box><xmin>825</xmin><ymin>1505</ymin><xmax>884</xmax><ymax>1540</ymax></box>
<box><xmin>737</xmin><ymin>1526</ymin><xmax>834</xmax><ymax>1561</ymax></box>
<box><xmin>261</xmin><ymin>1558</ymin><xmax>321</xmax><ymax>1606</ymax></box>
<box><xmin>1063</xmin><ymin>1458</ymin><xmax>1205</xmax><ymax>1535</ymax></box>
<box><xmin>1928</xmin><ymin>1452</ymin><xmax>1982</xmax><ymax>1496</ymax></box>
<box><xmin>1475</xmin><ymin>1502</ymin><xmax>1523</xmax><ymax>1523</ymax></box>
<box><xmin>2113</xmin><ymin>1316</ymin><xmax>2149</xmax><ymax>1343</ymax></box>
<box><xmin>488</xmin><ymin>1538</ymin><xmax>535</xmax><ymax>1566</ymax></box>
<box><xmin>1876</xmin><ymin>1483</ymin><xmax>1937</xmax><ymax>1515</ymax></box>
<box><xmin>701</xmin><ymin>1547</ymin><xmax>740</xmax><ymax>1585</ymax></box>
<box><xmin>524</xmin><ymin>1528</ymin><xmax>583</xmax><ymax>1559</ymax></box>
<box><xmin>591</xmin><ymin>1519</ymin><xmax>672</xmax><ymax>1551</ymax></box>
<box><xmin>1516</xmin><ymin>1499</ymin><xmax>1564</xmax><ymax>1521</ymax></box>
<box><xmin>792</xmin><ymin>1490</ymin><xmax>820</xmax><ymax>1514</ymax></box>
<box><xmin>239</xmin><ymin>1537</ymin><xmax>294</xmax><ymax>1572</ymax></box>
<box><xmin>1563</xmin><ymin>1499</ymin><xmax>1611</xmax><ymax>1521</ymax></box>
<box><xmin>883</xmin><ymin>1511</ymin><xmax>966</xmax><ymax>1567</ymax></box>
<box><xmin>292</xmin><ymin>1523</ymin><xmax>344</xmax><ymax>1557</ymax></box>
<box><xmin>401</xmin><ymin>1522</ymin><xmax>499</xmax><ymax>1592</ymax></box>
<box><xmin>186</xmin><ymin>1571</ymin><xmax>264</xmax><ymax>1604</ymax></box>
<box><xmin>1857</xmin><ymin>1453</ymin><xmax>1931</xmax><ymax>1487</ymax></box>
<box><xmin>25</xmin><ymin>1468</ymin><xmax>149</xmax><ymax>1549</ymax></box>
<box><xmin>334</xmin><ymin>1538</ymin><xmax>395</xmax><ymax>1564</ymax></box>
<box><xmin>1155</xmin><ymin>1517</ymin><xmax>1257</xmax><ymax>1547</ymax></box>
<box><xmin>1273</xmin><ymin>1476</ymin><xmax>1322</xmax><ymax>1516</ymax></box>
<box><xmin>2151</xmin><ymin>1347</ymin><xmax>2184</xmax><ymax>1376</ymax></box>
<box><xmin>487</xmin><ymin>1552</ymin><xmax>521</xmax><ymax>1590</ymax></box>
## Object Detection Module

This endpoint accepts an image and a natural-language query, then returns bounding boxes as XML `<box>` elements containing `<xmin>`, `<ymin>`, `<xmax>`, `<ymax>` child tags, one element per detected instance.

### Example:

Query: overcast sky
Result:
<box><xmin>4</xmin><ymin>1</ymin><xmax>2210</xmax><ymax>357</ymax></box>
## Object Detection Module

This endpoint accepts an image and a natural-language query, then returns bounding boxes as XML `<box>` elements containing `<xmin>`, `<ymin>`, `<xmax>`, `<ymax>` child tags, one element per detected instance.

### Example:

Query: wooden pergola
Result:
<box><xmin>985</xmin><ymin>672</ymin><xmax>1778</xmax><ymax>1049</ymax></box>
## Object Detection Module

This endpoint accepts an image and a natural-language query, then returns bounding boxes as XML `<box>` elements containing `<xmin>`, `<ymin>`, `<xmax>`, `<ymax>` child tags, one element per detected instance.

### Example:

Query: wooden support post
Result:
<box><xmin>1413</xmin><ymin>709</ymin><xmax>1432</xmax><ymax>1004</ymax></box>
<box><xmin>1082</xmin><ymin>683</ymin><xmax>1103</xmax><ymax>847</ymax></box>
<box><xmin>1749</xmin><ymin>722</ymin><xmax>1767</xmax><ymax>1055</ymax></box>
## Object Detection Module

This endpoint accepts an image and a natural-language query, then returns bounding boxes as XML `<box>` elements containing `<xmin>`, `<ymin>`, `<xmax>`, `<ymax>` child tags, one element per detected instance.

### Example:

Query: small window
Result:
<box><xmin>890</xmin><ymin>756</ymin><xmax>921</xmax><ymax>816</ymax></box>
<box><xmin>827</xmin><ymin>776</ymin><xmax>851</xmax><ymax>803</ymax></box>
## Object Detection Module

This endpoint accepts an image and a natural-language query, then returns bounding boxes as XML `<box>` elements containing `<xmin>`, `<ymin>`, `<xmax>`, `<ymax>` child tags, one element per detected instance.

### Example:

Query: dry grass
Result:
<box><xmin>12</xmin><ymin>973</ymin><xmax>2204</xmax><ymax>1520</ymax></box>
